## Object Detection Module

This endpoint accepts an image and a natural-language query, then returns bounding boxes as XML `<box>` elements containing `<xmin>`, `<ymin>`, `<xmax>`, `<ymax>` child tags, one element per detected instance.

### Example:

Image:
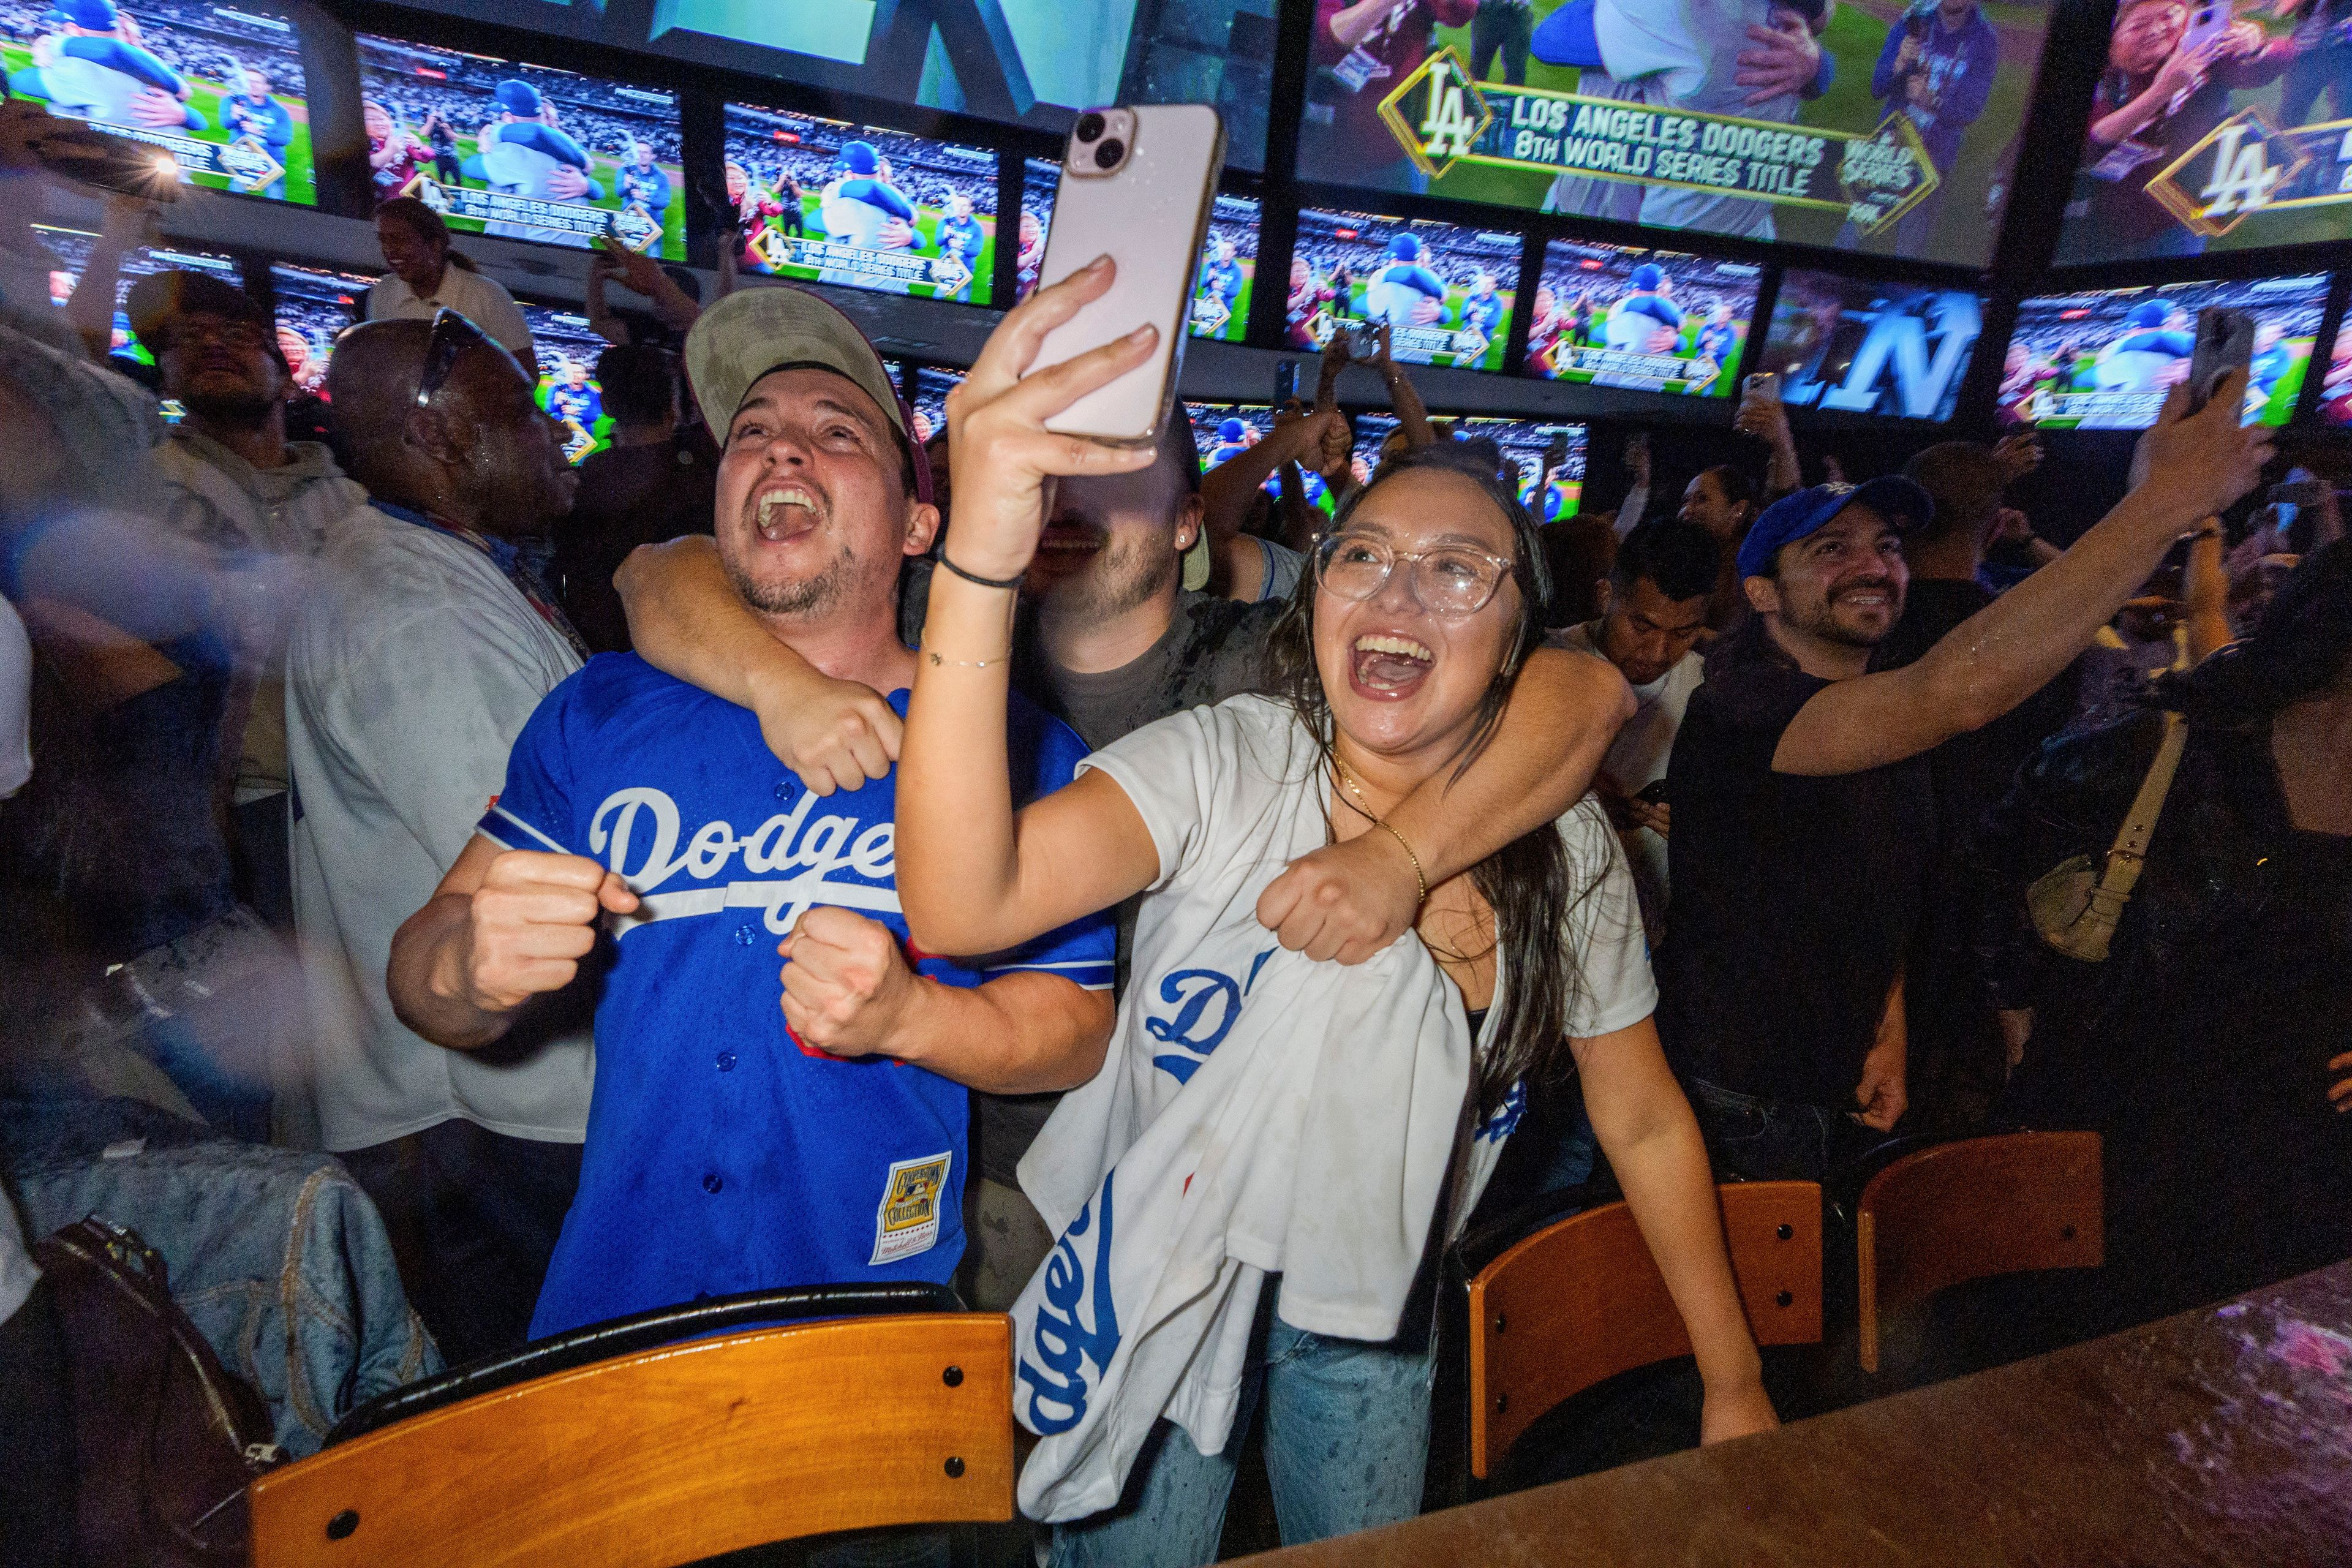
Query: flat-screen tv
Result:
<box><xmin>1999</xmin><ymin>274</ymin><xmax>2329</xmax><ymax>431</ymax></box>
<box><xmin>270</xmin><ymin>261</ymin><xmax>375</xmax><ymax>396</ymax></box>
<box><xmin>2056</xmin><ymin>6</ymin><xmax>2352</xmax><ymax>264</ymax></box>
<box><xmin>36</xmin><ymin>223</ymin><xmax>239</xmax><ymax>369</ymax></box>
<box><xmin>1190</xmin><ymin>193</ymin><xmax>1261</xmax><ymax>344</ymax></box>
<box><xmin>1287</xmin><ymin>207</ymin><xmax>1520</xmax><ymax>372</ymax></box>
<box><xmin>5</xmin><ymin>2</ymin><xmax>314</xmax><ymax>205</ymax></box>
<box><xmin>517</xmin><ymin>300</ymin><xmax>614</xmax><ymax>462</ymax></box>
<box><xmin>721</xmin><ymin>102</ymin><xmax>997</xmax><ymax>305</ymax></box>
<box><xmin>1452</xmin><ymin>418</ymin><xmax>1586</xmax><ymax>521</ymax></box>
<box><xmin>1754</xmin><ymin>271</ymin><xmax>1985</xmax><ymax>423</ymax></box>
<box><xmin>1015</xmin><ymin>156</ymin><xmax>1057</xmax><ymax>303</ymax></box>
<box><xmin>1294</xmin><ymin>0</ymin><xmax>2054</xmax><ymax>268</ymax></box>
<box><xmin>1523</xmin><ymin>238</ymin><xmax>1757</xmax><ymax>398</ymax></box>
<box><xmin>366</xmin><ymin>0</ymin><xmax>1280</xmax><ymax>172</ymax></box>
<box><xmin>355</xmin><ymin>33</ymin><xmax>687</xmax><ymax>258</ymax></box>
<box><xmin>907</xmin><ymin>365</ymin><xmax>962</xmax><ymax>446</ymax></box>
<box><xmin>2323</xmin><ymin>318</ymin><xmax>2352</xmax><ymax>427</ymax></box>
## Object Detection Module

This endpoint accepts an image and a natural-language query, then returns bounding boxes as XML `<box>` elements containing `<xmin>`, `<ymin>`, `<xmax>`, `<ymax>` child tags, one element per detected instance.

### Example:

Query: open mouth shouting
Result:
<box><xmin>1349</xmin><ymin>630</ymin><xmax>1435</xmax><ymax>700</ymax></box>
<box><xmin>1034</xmin><ymin>521</ymin><xmax>1104</xmax><ymax>560</ymax></box>
<box><xmin>751</xmin><ymin>482</ymin><xmax>823</xmax><ymax>546</ymax></box>
<box><xmin>1833</xmin><ymin>579</ymin><xmax>1897</xmax><ymax>617</ymax></box>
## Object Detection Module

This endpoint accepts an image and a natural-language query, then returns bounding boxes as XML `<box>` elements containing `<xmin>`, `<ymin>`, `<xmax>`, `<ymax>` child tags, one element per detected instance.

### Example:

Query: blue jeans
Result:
<box><xmin>1685</xmin><ymin>1077</ymin><xmax>1874</xmax><ymax>1186</ymax></box>
<box><xmin>1046</xmin><ymin>1286</ymin><xmax>1431</xmax><ymax>1567</ymax></box>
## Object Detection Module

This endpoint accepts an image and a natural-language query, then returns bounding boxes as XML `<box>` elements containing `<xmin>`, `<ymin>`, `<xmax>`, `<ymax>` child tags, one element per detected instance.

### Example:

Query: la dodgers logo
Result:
<box><xmin>1019</xmin><ymin>1174</ymin><xmax>1121</xmax><ymax>1436</ymax></box>
<box><xmin>582</xmin><ymin>785</ymin><xmax>898</xmax><ymax>934</ymax></box>
<box><xmin>1145</xmin><ymin>949</ymin><xmax>1275</xmax><ymax>1084</ymax></box>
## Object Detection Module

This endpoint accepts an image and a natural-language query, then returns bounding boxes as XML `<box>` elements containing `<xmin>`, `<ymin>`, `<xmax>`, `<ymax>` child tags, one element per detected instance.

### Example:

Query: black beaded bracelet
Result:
<box><xmin>938</xmin><ymin>554</ymin><xmax>1024</xmax><ymax>590</ymax></box>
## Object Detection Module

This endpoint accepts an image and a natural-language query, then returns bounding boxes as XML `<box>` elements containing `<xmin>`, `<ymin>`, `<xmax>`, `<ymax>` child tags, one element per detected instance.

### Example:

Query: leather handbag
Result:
<box><xmin>2026</xmin><ymin>711</ymin><xmax>2189</xmax><ymax>963</ymax></box>
<box><xmin>32</xmin><ymin>1217</ymin><xmax>285</xmax><ymax>1566</ymax></box>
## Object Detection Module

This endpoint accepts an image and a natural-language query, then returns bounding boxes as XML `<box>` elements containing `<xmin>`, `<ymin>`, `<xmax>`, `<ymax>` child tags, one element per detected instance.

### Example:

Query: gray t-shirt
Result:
<box><xmin>975</xmin><ymin>590</ymin><xmax>1285</xmax><ymax>1183</ymax></box>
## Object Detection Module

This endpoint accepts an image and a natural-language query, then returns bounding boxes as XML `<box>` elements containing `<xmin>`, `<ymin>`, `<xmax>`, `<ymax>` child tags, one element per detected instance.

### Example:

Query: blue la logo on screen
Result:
<box><xmin>1777</xmin><ymin>282</ymin><xmax>1981</xmax><ymax>423</ymax></box>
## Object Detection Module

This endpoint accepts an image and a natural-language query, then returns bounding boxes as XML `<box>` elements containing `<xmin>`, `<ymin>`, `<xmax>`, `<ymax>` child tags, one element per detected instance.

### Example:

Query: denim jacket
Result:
<box><xmin>2</xmin><ymin>1096</ymin><xmax>440</xmax><ymax>1457</ymax></box>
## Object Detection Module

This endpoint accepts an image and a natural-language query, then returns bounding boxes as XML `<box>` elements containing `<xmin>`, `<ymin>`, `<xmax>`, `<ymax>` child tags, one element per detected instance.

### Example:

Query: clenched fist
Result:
<box><xmin>456</xmin><ymin>850</ymin><xmax>638</xmax><ymax>1014</ymax></box>
<box><xmin>779</xmin><ymin>905</ymin><xmax>921</xmax><ymax>1057</ymax></box>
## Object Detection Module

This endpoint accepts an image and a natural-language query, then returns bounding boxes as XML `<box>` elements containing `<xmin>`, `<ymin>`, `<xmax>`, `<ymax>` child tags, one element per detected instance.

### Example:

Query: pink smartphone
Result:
<box><xmin>1032</xmin><ymin>104</ymin><xmax>1226</xmax><ymax>445</ymax></box>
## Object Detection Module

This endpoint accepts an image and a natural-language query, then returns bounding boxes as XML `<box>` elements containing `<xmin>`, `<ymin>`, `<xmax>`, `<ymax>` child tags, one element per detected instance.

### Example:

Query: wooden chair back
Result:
<box><xmin>1856</xmin><ymin>1131</ymin><xmax>2104</xmax><ymax>1374</ymax></box>
<box><xmin>1464</xmin><ymin>1182</ymin><xmax>1822</xmax><ymax>1479</ymax></box>
<box><xmin>249</xmin><ymin>1313</ymin><xmax>1012</xmax><ymax>1567</ymax></box>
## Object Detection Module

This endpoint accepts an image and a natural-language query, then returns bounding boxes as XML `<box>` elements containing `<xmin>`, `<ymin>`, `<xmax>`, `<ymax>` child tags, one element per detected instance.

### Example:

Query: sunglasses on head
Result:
<box><xmin>415</xmin><ymin>307</ymin><xmax>492</xmax><ymax>410</ymax></box>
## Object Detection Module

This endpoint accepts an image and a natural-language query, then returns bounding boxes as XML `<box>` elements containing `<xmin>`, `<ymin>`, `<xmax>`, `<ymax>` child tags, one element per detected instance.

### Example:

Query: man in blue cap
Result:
<box><xmin>1604</xmin><ymin>262</ymin><xmax>1684</xmax><ymax>356</ymax></box>
<box><xmin>816</xmin><ymin>138</ymin><xmax>918</xmax><ymax>293</ymax></box>
<box><xmin>10</xmin><ymin>0</ymin><xmax>205</xmax><ymax>134</ymax></box>
<box><xmin>464</xmin><ymin>77</ymin><xmax>600</xmax><ymax>245</ymax></box>
<box><xmin>216</xmin><ymin>61</ymin><xmax>293</xmax><ymax>198</ymax></box>
<box><xmin>1361</xmin><ymin>232</ymin><xmax>1447</xmax><ymax>331</ymax></box>
<box><xmin>2092</xmin><ymin>299</ymin><xmax>2195</xmax><ymax>399</ymax></box>
<box><xmin>1656</xmin><ymin>375</ymin><xmax>2273</xmax><ymax>1182</ymax></box>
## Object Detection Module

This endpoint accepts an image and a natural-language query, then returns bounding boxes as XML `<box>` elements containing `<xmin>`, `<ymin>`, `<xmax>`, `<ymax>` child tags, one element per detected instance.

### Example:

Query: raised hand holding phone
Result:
<box><xmin>941</xmin><ymin>257</ymin><xmax>1162</xmax><ymax>584</ymax></box>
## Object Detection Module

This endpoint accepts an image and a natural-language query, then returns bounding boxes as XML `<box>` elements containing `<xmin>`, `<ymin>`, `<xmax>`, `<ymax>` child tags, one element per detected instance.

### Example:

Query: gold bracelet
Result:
<box><xmin>1376</xmin><ymin>820</ymin><xmax>1427</xmax><ymax>908</ymax></box>
<box><xmin>922</xmin><ymin>647</ymin><xmax>1009</xmax><ymax>669</ymax></box>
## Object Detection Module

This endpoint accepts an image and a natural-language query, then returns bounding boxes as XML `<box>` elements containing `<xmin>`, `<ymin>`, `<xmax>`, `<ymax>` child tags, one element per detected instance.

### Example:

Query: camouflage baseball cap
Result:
<box><xmin>683</xmin><ymin>284</ymin><xmax>905</xmax><ymax>448</ymax></box>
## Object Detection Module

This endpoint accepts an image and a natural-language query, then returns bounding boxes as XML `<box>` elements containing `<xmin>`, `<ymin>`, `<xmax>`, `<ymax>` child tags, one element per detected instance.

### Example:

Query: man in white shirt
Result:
<box><xmin>1551</xmin><ymin>514</ymin><xmax>1719</xmax><ymax>935</ymax></box>
<box><xmin>365</xmin><ymin>195</ymin><xmax>535</xmax><ymax>360</ymax></box>
<box><xmin>287</xmin><ymin>312</ymin><xmax>589</xmax><ymax>1361</ymax></box>
<box><xmin>128</xmin><ymin>270</ymin><xmax>369</xmax><ymax>934</ymax></box>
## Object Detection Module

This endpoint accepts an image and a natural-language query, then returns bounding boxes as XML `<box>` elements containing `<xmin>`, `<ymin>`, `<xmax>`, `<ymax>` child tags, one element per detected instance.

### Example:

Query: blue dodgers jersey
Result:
<box><xmin>481</xmin><ymin>657</ymin><xmax>1115</xmax><ymax>1337</ymax></box>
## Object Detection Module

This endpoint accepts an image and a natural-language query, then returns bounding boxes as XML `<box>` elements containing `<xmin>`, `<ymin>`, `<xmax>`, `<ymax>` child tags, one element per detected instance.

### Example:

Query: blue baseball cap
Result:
<box><xmin>1217</xmin><ymin>418</ymin><xmax>1248</xmax><ymax>442</ymax></box>
<box><xmin>840</xmin><ymin>140</ymin><xmax>881</xmax><ymax>175</ymax></box>
<box><xmin>1736</xmin><ymin>477</ymin><xmax>1934</xmax><ymax>581</ymax></box>
<box><xmin>2125</xmin><ymin>300</ymin><xmax>2169</xmax><ymax>329</ymax></box>
<box><xmin>1386</xmin><ymin>233</ymin><xmax>1421</xmax><ymax>261</ymax></box>
<box><xmin>55</xmin><ymin>0</ymin><xmax>117</xmax><ymax>24</ymax></box>
<box><xmin>1629</xmin><ymin>262</ymin><xmax>1665</xmax><ymax>290</ymax></box>
<box><xmin>494</xmin><ymin>79</ymin><xmax>541</xmax><ymax>116</ymax></box>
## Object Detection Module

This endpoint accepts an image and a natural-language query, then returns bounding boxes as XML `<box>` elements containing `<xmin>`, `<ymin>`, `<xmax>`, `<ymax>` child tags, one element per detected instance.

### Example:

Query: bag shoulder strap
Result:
<box><xmin>2099</xmin><ymin>711</ymin><xmax>2190</xmax><ymax>893</ymax></box>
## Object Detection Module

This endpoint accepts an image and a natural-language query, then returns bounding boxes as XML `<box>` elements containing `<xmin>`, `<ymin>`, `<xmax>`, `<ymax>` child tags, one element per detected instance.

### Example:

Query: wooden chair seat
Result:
<box><xmin>1464</xmin><ymin>1182</ymin><xmax>1823</xmax><ymax>1479</ymax></box>
<box><xmin>249</xmin><ymin>1312</ymin><xmax>1012</xmax><ymax>1567</ymax></box>
<box><xmin>1856</xmin><ymin>1131</ymin><xmax>2104</xmax><ymax>1374</ymax></box>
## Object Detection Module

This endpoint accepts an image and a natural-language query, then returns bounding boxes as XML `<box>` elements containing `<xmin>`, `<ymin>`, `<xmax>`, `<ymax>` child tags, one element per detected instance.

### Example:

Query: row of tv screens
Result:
<box><xmin>37</xmin><ymin>210</ymin><xmax>2352</xmax><ymax>445</ymax></box>
<box><xmin>15</xmin><ymin>2</ymin><xmax>2352</xmax><ymax>287</ymax></box>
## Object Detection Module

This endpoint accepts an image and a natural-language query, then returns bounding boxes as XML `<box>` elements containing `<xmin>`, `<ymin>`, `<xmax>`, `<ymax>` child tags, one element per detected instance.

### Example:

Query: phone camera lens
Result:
<box><xmin>1075</xmin><ymin>112</ymin><xmax>1106</xmax><ymax>143</ymax></box>
<box><xmin>1093</xmin><ymin>138</ymin><xmax>1125</xmax><ymax>170</ymax></box>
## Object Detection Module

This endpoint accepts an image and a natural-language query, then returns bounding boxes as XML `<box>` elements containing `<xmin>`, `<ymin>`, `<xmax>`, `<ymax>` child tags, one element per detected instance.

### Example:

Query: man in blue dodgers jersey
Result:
<box><xmin>817</xmin><ymin>140</ymin><xmax>919</xmax><ymax>293</ymax></box>
<box><xmin>545</xmin><ymin>357</ymin><xmax>601</xmax><ymax>460</ymax></box>
<box><xmin>465</xmin><ymin>79</ymin><xmax>601</xmax><ymax>246</ymax></box>
<box><xmin>2093</xmin><ymin>301</ymin><xmax>2195</xmax><ymax>397</ymax></box>
<box><xmin>1459</xmin><ymin>270</ymin><xmax>1506</xmax><ymax>352</ymax></box>
<box><xmin>387</xmin><ymin>285</ymin><xmax>1115</xmax><ymax>1336</ymax></box>
<box><xmin>617</xmin><ymin>140</ymin><xmax>670</xmax><ymax>221</ymax></box>
<box><xmin>1853</xmin><ymin>0</ymin><xmax>1997</xmax><ymax>257</ymax></box>
<box><xmin>216</xmin><ymin>62</ymin><xmax>294</xmax><ymax>199</ymax></box>
<box><xmin>9</xmin><ymin>0</ymin><xmax>205</xmax><ymax>132</ymax></box>
<box><xmin>1361</xmin><ymin>233</ymin><xmax>1448</xmax><ymax>329</ymax></box>
<box><xmin>933</xmin><ymin>189</ymin><xmax>987</xmax><ymax>303</ymax></box>
<box><xmin>1196</xmin><ymin>236</ymin><xmax>1246</xmax><ymax>336</ymax></box>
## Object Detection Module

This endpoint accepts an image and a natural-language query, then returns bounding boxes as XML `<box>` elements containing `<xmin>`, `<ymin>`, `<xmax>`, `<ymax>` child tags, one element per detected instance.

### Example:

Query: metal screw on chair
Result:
<box><xmin>1492</xmin><ymin>1313</ymin><xmax>1505</xmax><ymax>1333</ymax></box>
<box><xmin>2061</xmin><ymin>1224</ymin><xmax>2076</xmax><ymax>1240</ymax></box>
<box><xmin>943</xmin><ymin>1365</ymin><xmax>963</xmax><ymax>1387</ymax></box>
<box><xmin>1776</xmin><ymin>1223</ymin><xmax>1793</xmax><ymax>1241</ymax></box>
<box><xmin>326</xmin><ymin>1509</ymin><xmax>360</xmax><ymax>1541</ymax></box>
<box><xmin>944</xmin><ymin>1457</ymin><xmax>966</xmax><ymax>1479</ymax></box>
<box><xmin>1776</xmin><ymin>1291</ymin><xmax>1793</xmax><ymax>1308</ymax></box>
<box><xmin>1493</xmin><ymin>1393</ymin><xmax>1508</xmax><ymax>1413</ymax></box>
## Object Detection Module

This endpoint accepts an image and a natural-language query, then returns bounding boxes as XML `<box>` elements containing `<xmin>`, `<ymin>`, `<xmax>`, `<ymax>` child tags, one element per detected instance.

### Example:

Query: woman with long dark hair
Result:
<box><xmin>896</xmin><ymin>263</ymin><xmax>1773</xmax><ymax>1564</ymax></box>
<box><xmin>1983</xmin><ymin>538</ymin><xmax>2352</xmax><ymax>1329</ymax></box>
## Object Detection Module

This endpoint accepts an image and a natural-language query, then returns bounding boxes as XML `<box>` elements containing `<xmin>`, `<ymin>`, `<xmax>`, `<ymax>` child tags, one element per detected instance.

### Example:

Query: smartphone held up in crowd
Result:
<box><xmin>1029</xmin><ymin>104</ymin><xmax>1225</xmax><ymax>445</ymax></box>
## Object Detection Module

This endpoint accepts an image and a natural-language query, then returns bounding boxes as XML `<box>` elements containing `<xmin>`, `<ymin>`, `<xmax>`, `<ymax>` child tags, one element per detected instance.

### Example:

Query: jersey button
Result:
<box><xmin>703</xmin><ymin>1172</ymin><xmax>724</xmax><ymax>1194</ymax></box>
<box><xmin>716</xmin><ymin>1050</ymin><xmax>737</xmax><ymax>1072</ymax></box>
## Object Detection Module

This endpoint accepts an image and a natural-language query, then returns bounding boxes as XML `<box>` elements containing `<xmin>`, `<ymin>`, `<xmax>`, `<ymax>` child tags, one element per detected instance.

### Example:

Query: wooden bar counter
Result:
<box><xmin>1237</xmin><ymin>1263</ymin><xmax>2352</xmax><ymax>1567</ymax></box>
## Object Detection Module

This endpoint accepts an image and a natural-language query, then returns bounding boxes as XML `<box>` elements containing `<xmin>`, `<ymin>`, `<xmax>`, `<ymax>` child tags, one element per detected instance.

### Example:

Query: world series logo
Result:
<box><xmin>1374</xmin><ymin>46</ymin><xmax>1937</xmax><ymax>237</ymax></box>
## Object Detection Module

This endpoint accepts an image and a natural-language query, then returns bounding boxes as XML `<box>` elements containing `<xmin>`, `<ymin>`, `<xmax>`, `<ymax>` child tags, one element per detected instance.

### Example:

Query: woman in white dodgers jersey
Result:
<box><xmin>897</xmin><ymin>262</ymin><xmax>1776</xmax><ymax>1564</ymax></box>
